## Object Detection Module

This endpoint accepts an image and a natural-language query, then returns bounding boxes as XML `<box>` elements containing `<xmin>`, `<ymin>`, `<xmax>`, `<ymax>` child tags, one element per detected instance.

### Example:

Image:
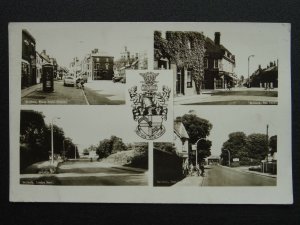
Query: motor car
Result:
<box><xmin>112</xmin><ymin>75</ymin><xmax>124</xmax><ymax>83</ymax></box>
<box><xmin>63</xmin><ymin>76</ymin><xmax>76</xmax><ymax>87</ymax></box>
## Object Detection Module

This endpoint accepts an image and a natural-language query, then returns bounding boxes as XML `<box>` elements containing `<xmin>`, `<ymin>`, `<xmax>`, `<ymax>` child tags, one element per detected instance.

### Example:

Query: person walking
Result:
<box><xmin>200</xmin><ymin>162</ymin><xmax>205</xmax><ymax>176</ymax></box>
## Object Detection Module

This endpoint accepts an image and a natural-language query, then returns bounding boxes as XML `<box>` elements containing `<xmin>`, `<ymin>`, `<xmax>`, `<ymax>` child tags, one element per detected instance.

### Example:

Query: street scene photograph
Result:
<box><xmin>21</xmin><ymin>23</ymin><xmax>148</xmax><ymax>105</ymax></box>
<box><xmin>19</xmin><ymin>108</ymin><xmax>148</xmax><ymax>186</ymax></box>
<box><xmin>153</xmin><ymin>24</ymin><xmax>284</xmax><ymax>105</ymax></box>
<box><xmin>153</xmin><ymin>107</ymin><xmax>277</xmax><ymax>186</ymax></box>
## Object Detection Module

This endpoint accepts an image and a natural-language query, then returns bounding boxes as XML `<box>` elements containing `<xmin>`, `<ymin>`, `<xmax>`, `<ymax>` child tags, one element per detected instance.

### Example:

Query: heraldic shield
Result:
<box><xmin>129</xmin><ymin>72</ymin><xmax>171</xmax><ymax>140</ymax></box>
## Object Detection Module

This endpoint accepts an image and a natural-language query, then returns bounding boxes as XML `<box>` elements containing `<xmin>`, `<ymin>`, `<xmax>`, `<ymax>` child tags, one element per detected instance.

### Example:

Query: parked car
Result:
<box><xmin>63</xmin><ymin>76</ymin><xmax>76</xmax><ymax>87</ymax></box>
<box><xmin>112</xmin><ymin>69</ymin><xmax>126</xmax><ymax>83</ymax></box>
<box><xmin>112</xmin><ymin>75</ymin><xmax>125</xmax><ymax>83</ymax></box>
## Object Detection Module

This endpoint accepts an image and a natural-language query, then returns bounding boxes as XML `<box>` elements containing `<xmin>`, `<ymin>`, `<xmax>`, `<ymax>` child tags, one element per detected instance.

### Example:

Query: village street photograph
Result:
<box><xmin>153</xmin><ymin>24</ymin><xmax>284</xmax><ymax>105</ymax></box>
<box><xmin>20</xmin><ymin>24</ymin><xmax>148</xmax><ymax>105</ymax></box>
<box><xmin>19</xmin><ymin>108</ymin><xmax>148</xmax><ymax>186</ymax></box>
<box><xmin>153</xmin><ymin>107</ymin><xmax>277</xmax><ymax>186</ymax></box>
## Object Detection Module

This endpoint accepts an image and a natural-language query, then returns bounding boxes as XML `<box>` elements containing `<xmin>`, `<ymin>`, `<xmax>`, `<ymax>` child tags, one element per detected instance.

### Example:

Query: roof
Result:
<box><xmin>205</xmin><ymin>37</ymin><xmax>235</xmax><ymax>63</ymax></box>
<box><xmin>91</xmin><ymin>51</ymin><xmax>113</xmax><ymax>57</ymax></box>
<box><xmin>174</xmin><ymin>121</ymin><xmax>189</xmax><ymax>139</ymax></box>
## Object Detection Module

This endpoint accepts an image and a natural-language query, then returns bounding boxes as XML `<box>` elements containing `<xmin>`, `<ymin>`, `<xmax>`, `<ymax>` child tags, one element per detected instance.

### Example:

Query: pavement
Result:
<box><xmin>174</xmin><ymin>87</ymin><xmax>278</xmax><ymax>105</ymax></box>
<box><xmin>171</xmin><ymin>165</ymin><xmax>276</xmax><ymax>187</ymax></box>
<box><xmin>226</xmin><ymin>166</ymin><xmax>277</xmax><ymax>178</ymax></box>
<box><xmin>172</xmin><ymin>174</ymin><xmax>204</xmax><ymax>186</ymax></box>
<box><xmin>21</xmin><ymin>82</ymin><xmax>43</xmax><ymax>98</ymax></box>
<box><xmin>21</xmin><ymin>160</ymin><xmax>62</xmax><ymax>174</ymax></box>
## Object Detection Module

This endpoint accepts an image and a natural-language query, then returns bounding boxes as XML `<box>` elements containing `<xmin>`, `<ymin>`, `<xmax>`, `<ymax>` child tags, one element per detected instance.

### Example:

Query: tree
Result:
<box><xmin>110</xmin><ymin>135</ymin><xmax>127</xmax><ymax>153</ymax></box>
<box><xmin>96</xmin><ymin>139</ymin><xmax>113</xmax><ymax>159</ymax></box>
<box><xmin>221</xmin><ymin>132</ymin><xmax>248</xmax><ymax>164</ymax></box>
<box><xmin>269</xmin><ymin>135</ymin><xmax>277</xmax><ymax>155</ymax></box>
<box><xmin>180</xmin><ymin>114</ymin><xmax>213</xmax><ymax>162</ymax></box>
<box><xmin>180</xmin><ymin>114</ymin><xmax>212</xmax><ymax>143</ymax></box>
<box><xmin>20</xmin><ymin>110</ymin><xmax>49</xmax><ymax>171</ymax></box>
<box><xmin>246</xmin><ymin>133</ymin><xmax>268</xmax><ymax>160</ymax></box>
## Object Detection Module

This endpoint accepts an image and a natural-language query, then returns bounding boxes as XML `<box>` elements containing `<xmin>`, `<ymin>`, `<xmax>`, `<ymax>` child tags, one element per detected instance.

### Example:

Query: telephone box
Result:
<box><xmin>42</xmin><ymin>64</ymin><xmax>54</xmax><ymax>92</ymax></box>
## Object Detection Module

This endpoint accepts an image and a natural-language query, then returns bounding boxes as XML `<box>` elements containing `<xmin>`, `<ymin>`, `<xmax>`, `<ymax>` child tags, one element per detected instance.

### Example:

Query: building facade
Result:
<box><xmin>174</xmin><ymin>119</ymin><xmax>190</xmax><ymax>167</ymax></box>
<box><xmin>90</xmin><ymin>49</ymin><xmax>114</xmax><ymax>80</ymax></box>
<box><xmin>154</xmin><ymin>31</ymin><xmax>205</xmax><ymax>96</ymax></box>
<box><xmin>154</xmin><ymin>31</ymin><xmax>237</xmax><ymax>96</ymax></box>
<box><xmin>203</xmin><ymin>32</ymin><xmax>237</xmax><ymax>89</ymax></box>
<box><xmin>250</xmin><ymin>61</ymin><xmax>278</xmax><ymax>88</ymax></box>
<box><xmin>22</xmin><ymin>29</ymin><xmax>36</xmax><ymax>89</ymax></box>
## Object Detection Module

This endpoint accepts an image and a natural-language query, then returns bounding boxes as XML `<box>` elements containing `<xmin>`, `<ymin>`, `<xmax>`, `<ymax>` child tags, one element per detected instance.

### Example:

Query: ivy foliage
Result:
<box><xmin>154</xmin><ymin>31</ymin><xmax>206</xmax><ymax>92</ymax></box>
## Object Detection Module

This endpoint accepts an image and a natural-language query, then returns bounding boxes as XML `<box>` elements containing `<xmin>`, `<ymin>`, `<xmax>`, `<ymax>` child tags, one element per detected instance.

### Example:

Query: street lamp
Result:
<box><xmin>193</xmin><ymin>138</ymin><xmax>206</xmax><ymax>167</ymax></box>
<box><xmin>248</xmin><ymin>55</ymin><xmax>255</xmax><ymax>88</ymax></box>
<box><xmin>51</xmin><ymin>116</ymin><xmax>61</xmax><ymax>164</ymax></box>
<box><xmin>223</xmin><ymin>149</ymin><xmax>231</xmax><ymax>167</ymax></box>
<box><xmin>74</xmin><ymin>144</ymin><xmax>78</xmax><ymax>160</ymax></box>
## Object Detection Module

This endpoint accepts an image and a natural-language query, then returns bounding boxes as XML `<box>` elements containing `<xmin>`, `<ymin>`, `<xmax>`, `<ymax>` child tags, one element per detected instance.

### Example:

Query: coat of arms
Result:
<box><xmin>129</xmin><ymin>72</ymin><xmax>171</xmax><ymax>140</ymax></box>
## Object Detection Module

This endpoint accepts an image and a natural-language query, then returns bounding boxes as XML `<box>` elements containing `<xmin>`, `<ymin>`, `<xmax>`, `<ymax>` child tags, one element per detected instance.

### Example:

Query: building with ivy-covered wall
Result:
<box><xmin>154</xmin><ymin>31</ymin><xmax>237</xmax><ymax>95</ymax></box>
<box><xmin>154</xmin><ymin>31</ymin><xmax>206</xmax><ymax>96</ymax></box>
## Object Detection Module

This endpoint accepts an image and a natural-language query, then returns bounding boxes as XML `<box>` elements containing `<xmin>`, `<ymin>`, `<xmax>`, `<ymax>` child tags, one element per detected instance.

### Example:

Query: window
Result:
<box><xmin>214</xmin><ymin>59</ymin><xmax>219</xmax><ymax>68</ymax></box>
<box><xmin>105</xmin><ymin>63</ymin><xmax>109</xmax><ymax>70</ymax></box>
<box><xmin>187</xmin><ymin>40</ymin><xmax>191</xmax><ymax>50</ymax></box>
<box><xmin>96</xmin><ymin>58</ymin><xmax>100</xmax><ymax>62</ymax></box>
<box><xmin>204</xmin><ymin>58</ymin><xmax>208</xmax><ymax>68</ymax></box>
<box><xmin>97</xmin><ymin>64</ymin><xmax>100</xmax><ymax>69</ymax></box>
<box><xmin>106</xmin><ymin>58</ymin><xmax>109</xmax><ymax>62</ymax></box>
<box><xmin>94</xmin><ymin>63</ymin><xmax>96</xmax><ymax>70</ymax></box>
<box><xmin>187</xmin><ymin>71</ymin><xmax>192</xmax><ymax>88</ymax></box>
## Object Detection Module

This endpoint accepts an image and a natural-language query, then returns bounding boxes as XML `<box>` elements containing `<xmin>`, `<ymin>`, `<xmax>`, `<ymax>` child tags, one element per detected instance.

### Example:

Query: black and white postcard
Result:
<box><xmin>9</xmin><ymin>22</ymin><xmax>292</xmax><ymax>204</ymax></box>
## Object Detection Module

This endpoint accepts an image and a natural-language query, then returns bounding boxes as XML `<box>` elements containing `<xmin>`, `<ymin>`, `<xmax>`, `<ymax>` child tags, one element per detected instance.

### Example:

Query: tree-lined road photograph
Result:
<box><xmin>20</xmin><ymin>109</ymin><xmax>148</xmax><ymax>186</ymax></box>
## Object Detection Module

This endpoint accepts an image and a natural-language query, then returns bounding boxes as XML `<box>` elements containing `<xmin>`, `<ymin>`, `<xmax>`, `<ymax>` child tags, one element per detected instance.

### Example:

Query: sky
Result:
<box><xmin>22</xmin><ymin>22</ymin><xmax>287</xmax><ymax>77</ymax></box>
<box><xmin>23</xmin><ymin>23</ymin><xmax>151</xmax><ymax>68</ymax></box>
<box><xmin>154</xmin><ymin>22</ymin><xmax>287</xmax><ymax>78</ymax></box>
<box><xmin>26</xmin><ymin>106</ymin><xmax>131</xmax><ymax>152</ymax></box>
<box><xmin>174</xmin><ymin>106</ymin><xmax>278</xmax><ymax>156</ymax></box>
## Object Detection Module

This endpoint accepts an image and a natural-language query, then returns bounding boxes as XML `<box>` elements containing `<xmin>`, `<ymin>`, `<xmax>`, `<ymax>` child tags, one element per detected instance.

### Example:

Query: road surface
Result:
<box><xmin>202</xmin><ymin>165</ymin><xmax>276</xmax><ymax>186</ymax></box>
<box><xmin>21</xmin><ymin>80</ymin><xmax>125</xmax><ymax>105</ymax></box>
<box><xmin>20</xmin><ymin>160</ymin><xmax>148</xmax><ymax>186</ymax></box>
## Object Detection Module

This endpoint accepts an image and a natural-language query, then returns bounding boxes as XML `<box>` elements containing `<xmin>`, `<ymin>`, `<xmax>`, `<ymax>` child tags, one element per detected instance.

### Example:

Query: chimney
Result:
<box><xmin>42</xmin><ymin>50</ymin><xmax>46</xmax><ymax>54</ymax></box>
<box><xmin>259</xmin><ymin>65</ymin><xmax>262</xmax><ymax>70</ymax></box>
<box><xmin>214</xmin><ymin>32</ymin><xmax>221</xmax><ymax>45</ymax></box>
<box><xmin>136</xmin><ymin>53</ymin><xmax>139</xmax><ymax>59</ymax></box>
<box><xmin>125</xmin><ymin>46</ymin><xmax>127</xmax><ymax>52</ymax></box>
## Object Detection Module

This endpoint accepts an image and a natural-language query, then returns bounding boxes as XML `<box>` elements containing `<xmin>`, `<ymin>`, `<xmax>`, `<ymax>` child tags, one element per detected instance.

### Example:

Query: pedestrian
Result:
<box><xmin>189</xmin><ymin>163</ymin><xmax>194</xmax><ymax>176</ymax></box>
<box><xmin>200</xmin><ymin>162</ymin><xmax>205</xmax><ymax>176</ymax></box>
<box><xmin>196</xmin><ymin>163</ymin><xmax>200</xmax><ymax>176</ymax></box>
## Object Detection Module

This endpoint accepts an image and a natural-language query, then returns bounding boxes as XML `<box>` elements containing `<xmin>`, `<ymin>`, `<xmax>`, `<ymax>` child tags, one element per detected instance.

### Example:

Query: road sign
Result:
<box><xmin>192</xmin><ymin>145</ymin><xmax>196</xmax><ymax>151</ymax></box>
<box><xmin>233</xmin><ymin>158</ymin><xmax>239</xmax><ymax>162</ymax></box>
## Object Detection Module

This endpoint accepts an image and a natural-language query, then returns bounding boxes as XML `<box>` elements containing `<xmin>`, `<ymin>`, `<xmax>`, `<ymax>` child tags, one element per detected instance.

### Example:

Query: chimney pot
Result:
<box><xmin>214</xmin><ymin>32</ymin><xmax>221</xmax><ymax>45</ymax></box>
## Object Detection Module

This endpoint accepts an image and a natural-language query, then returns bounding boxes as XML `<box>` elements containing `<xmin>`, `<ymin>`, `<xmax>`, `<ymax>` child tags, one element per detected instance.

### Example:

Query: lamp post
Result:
<box><xmin>194</xmin><ymin>138</ymin><xmax>206</xmax><ymax>167</ymax></box>
<box><xmin>248</xmin><ymin>55</ymin><xmax>255</xmax><ymax>88</ymax></box>
<box><xmin>74</xmin><ymin>144</ymin><xmax>78</xmax><ymax>160</ymax></box>
<box><xmin>223</xmin><ymin>149</ymin><xmax>231</xmax><ymax>167</ymax></box>
<box><xmin>51</xmin><ymin>117</ymin><xmax>60</xmax><ymax>164</ymax></box>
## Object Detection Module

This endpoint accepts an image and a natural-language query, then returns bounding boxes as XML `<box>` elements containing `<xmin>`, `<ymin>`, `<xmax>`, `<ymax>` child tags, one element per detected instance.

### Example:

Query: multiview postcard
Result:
<box><xmin>9</xmin><ymin>22</ymin><xmax>292</xmax><ymax>204</ymax></box>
